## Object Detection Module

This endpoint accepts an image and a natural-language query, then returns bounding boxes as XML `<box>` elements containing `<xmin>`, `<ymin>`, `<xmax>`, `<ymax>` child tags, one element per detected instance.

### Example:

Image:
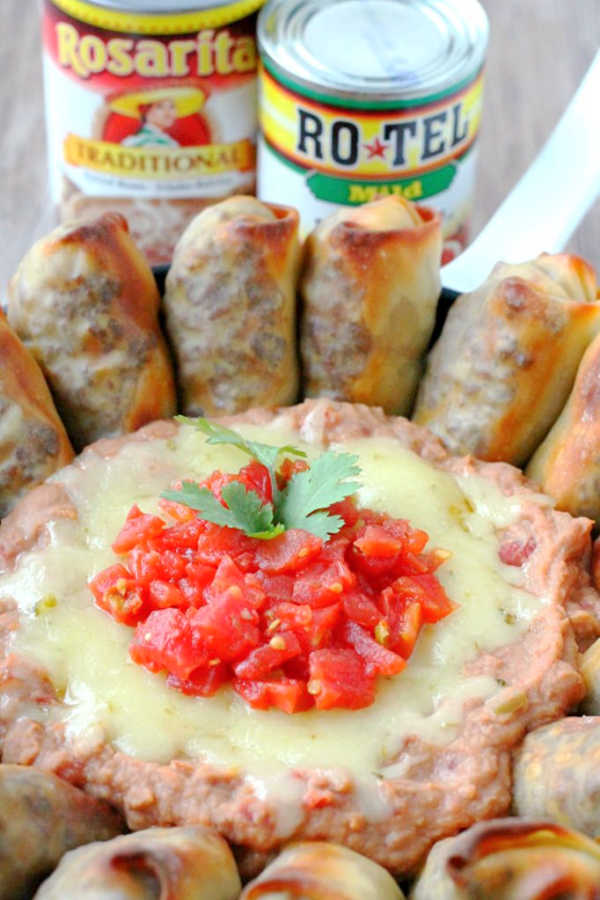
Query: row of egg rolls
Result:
<box><xmin>23</xmin><ymin>795</ymin><xmax>600</xmax><ymax>899</ymax></box>
<box><xmin>2</xmin><ymin>195</ymin><xmax>442</xmax><ymax>515</ymax></box>
<box><xmin>163</xmin><ymin>193</ymin><xmax>442</xmax><ymax>417</ymax></box>
<box><xmin>7</xmin><ymin>196</ymin><xmax>600</xmax><ymax>525</ymax></box>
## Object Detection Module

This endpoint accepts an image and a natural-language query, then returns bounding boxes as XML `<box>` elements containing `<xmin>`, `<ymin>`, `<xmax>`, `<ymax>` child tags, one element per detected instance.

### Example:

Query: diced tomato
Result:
<box><xmin>267</xmin><ymin>601</ymin><xmax>313</xmax><ymax>632</ymax></box>
<box><xmin>234</xmin><ymin>676</ymin><xmax>312</xmax><ymax>713</ymax></box>
<box><xmin>128</xmin><ymin>547</ymin><xmax>163</xmax><ymax>586</ymax></box>
<box><xmin>255</xmin><ymin>572</ymin><xmax>295</xmax><ymax>602</ymax></box>
<box><xmin>309</xmin><ymin>604</ymin><xmax>343</xmax><ymax>649</ymax></box>
<box><xmin>276</xmin><ymin>457</ymin><xmax>309</xmax><ymax>490</ymax></box>
<box><xmin>387</xmin><ymin>574</ymin><xmax>454</xmax><ymax>625</ymax></box>
<box><xmin>393</xmin><ymin>551</ymin><xmax>431</xmax><ymax>576</ymax></box>
<box><xmin>354</xmin><ymin>525</ymin><xmax>404</xmax><ymax>558</ymax></box>
<box><xmin>282</xmin><ymin>654</ymin><xmax>311</xmax><ymax>682</ymax></box>
<box><xmin>191</xmin><ymin>562</ymin><xmax>262</xmax><ymax>663</ymax></box>
<box><xmin>148</xmin><ymin>580</ymin><xmax>187</xmax><ymax>610</ymax></box>
<box><xmin>292</xmin><ymin>542</ymin><xmax>355</xmax><ymax>608</ymax></box>
<box><xmin>95</xmin><ymin>460</ymin><xmax>455</xmax><ymax>714</ymax></box>
<box><xmin>130</xmin><ymin>608</ymin><xmax>207</xmax><ymax>680</ymax></box>
<box><xmin>328</xmin><ymin>498</ymin><xmax>360</xmax><ymax>529</ymax></box>
<box><xmin>111</xmin><ymin>506</ymin><xmax>165</xmax><ymax>554</ymax></box>
<box><xmin>414</xmin><ymin>574</ymin><xmax>455</xmax><ymax>623</ymax></box>
<box><xmin>167</xmin><ymin>662</ymin><xmax>229</xmax><ymax>697</ymax></box>
<box><xmin>343</xmin><ymin>590</ymin><xmax>381</xmax><ymax>628</ymax></box>
<box><xmin>254</xmin><ymin>529</ymin><xmax>323</xmax><ymax>574</ymax></box>
<box><xmin>393</xmin><ymin>521</ymin><xmax>429</xmax><ymax>555</ymax></box>
<box><xmin>233</xmin><ymin>631</ymin><xmax>302</xmax><ymax>679</ymax></box>
<box><xmin>308</xmin><ymin>649</ymin><xmax>375</xmax><ymax>710</ymax></box>
<box><xmin>181</xmin><ymin>560</ymin><xmax>217</xmax><ymax>601</ymax></box>
<box><xmin>196</xmin><ymin>524</ymin><xmax>256</xmax><ymax>571</ymax></box>
<box><xmin>158</xmin><ymin>492</ymin><xmax>197</xmax><ymax>523</ymax></box>
<box><xmin>236</xmin><ymin>461</ymin><xmax>274</xmax><ymax>505</ymax></box>
<box><xmin>203</xmin><ymin>461</ymin><xmax>273</xmax><ymax>506</ymax></box>
<box><xmin>385</xmin><ymin>599</ymin><xmax>422</xmax><ymax>658</ymax></box>
<box><xmin>204</xmin><ymin>556</ymin><xmax>265</xmax><ymax>610</ymax></box>
<box><xmin>89</xmin><ymin>563</ymin><xmax>145</xmax><ymax>626</ymax></box>
<box><xmin>153</xmin><ymin>518</ymin><xmax>205</xmax><ymax>551</ymax></box>
<box><xmin>268</xmin><ymin>601</ymin><xmax>341</xmax><ymax>653</ymax></box>
<box><xmin>342</xmin><ymin>621</ymin><xmax>406</xmax><ymax>677</ymax></box>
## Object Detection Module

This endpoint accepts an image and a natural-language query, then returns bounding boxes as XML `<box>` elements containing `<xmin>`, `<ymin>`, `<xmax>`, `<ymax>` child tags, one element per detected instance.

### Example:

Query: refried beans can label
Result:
<box><xmin>42</xmin><ymin>0</ymin><xmax>266</xmax><ymax>263</ymax></box>
<box><xmin>257</xmin><ymin>0</ymin><xmax>489</xmax><ymax>262</ymax></box>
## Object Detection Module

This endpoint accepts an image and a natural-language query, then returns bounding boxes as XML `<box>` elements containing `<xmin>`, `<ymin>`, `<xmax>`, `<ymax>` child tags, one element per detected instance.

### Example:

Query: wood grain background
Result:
<box><xmin>1</xmin><ymin>0</ymin><xmax>598</xmax><ymax>293</ymax></box>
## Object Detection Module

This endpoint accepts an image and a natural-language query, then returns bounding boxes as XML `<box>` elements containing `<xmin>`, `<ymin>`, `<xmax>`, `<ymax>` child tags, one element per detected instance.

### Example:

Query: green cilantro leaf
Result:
<box><xmin>178</xmin><ymin>415</ymin><xmax>305</xmax><ymax>470</ymax></box>
<box><xmin>161</xmin><ymin>481</ymin><xmax>283</xmax><ymax>539</ymax></box>
<box><xmin>220</xmin><ymin>482</ymin><xmax>284</xmax><ymax>539</ymax></box>
<box><xmin>278</xmin><ymin>451</ymin><xmax>361</xmax><ymax>540</ymax></box>
<box><xmin>165</xmin><ymin>422</ymin><xmax>362</xmax><ymax>541</ymax></box>
<box><xmin>177</xmin><ymin>416</ymin><xmax>308</xmax><ymax>502</ymax></box>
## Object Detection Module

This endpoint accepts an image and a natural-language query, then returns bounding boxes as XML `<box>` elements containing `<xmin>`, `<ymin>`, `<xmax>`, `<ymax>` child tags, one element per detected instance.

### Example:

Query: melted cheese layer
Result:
<box><xmin>4</xmin><ymin>422</ymin><xmax>546</xmax><ymax>786</ymax></box>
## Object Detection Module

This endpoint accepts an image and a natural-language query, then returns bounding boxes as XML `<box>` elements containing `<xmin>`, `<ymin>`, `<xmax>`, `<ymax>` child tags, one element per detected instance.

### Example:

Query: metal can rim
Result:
<box><xmin>48</xmin><ymin>0</ymin><xmax>266</xmax><ymax>34</ymax></box>
<box><xmin>258</xmin><ymin>0</ymin><xmax>489</xmax><ymax>103</ymax></box>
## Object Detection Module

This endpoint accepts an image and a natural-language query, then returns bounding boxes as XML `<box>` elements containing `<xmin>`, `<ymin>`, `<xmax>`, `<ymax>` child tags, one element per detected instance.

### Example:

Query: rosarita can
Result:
<box><xmin>257</xmin><ymin>0</ymin><xmax>489</xmax><ymax>262</ymax></box>
<box><xmin>42</xmin><ymin>0</ymin><xmax>266</xmax><ymax>263</ymax></box>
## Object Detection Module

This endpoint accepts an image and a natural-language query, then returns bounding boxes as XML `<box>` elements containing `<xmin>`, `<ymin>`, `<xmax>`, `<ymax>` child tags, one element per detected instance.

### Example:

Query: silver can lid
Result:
<box><xmin>258</xmin><ymin>0</ymin><xmax>489</xmax><ymax>101</ymax></box>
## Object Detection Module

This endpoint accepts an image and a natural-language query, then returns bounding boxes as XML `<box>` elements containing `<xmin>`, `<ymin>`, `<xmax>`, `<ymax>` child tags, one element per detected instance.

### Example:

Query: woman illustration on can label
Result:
<box><xmin>122</xmin><ymin>98</ymin><xmax>181</xmax><ymax>147</ymax></box>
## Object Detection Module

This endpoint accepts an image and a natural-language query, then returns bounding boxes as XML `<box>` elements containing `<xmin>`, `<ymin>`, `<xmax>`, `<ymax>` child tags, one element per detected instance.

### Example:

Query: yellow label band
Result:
<box><xmin>64</xmin><ymin>134</ymin><xmax>255</xmax><ymax>178</ymax></box>
<box><xmin>50</xmin><ymin>0</ymin><xmax>265</xmax><ymax>35</ymax></box>
<box><xmin>259</xmin><ymin>65</ymin><xmax>484</xmax><ymax>179</ymax></box>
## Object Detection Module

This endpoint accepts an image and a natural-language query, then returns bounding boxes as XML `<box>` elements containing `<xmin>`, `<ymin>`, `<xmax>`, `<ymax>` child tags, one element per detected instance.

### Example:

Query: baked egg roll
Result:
<box><xmin>513</xmin><ymin>717</ymin><xmax>600</xmax><ymax>837</ymax></box>
<box><xmin>300</xmin><ymin>195</ymin><xmax>442</xmax><ymax>415</ymax></box>
<box><xmin>0</xmin><ymin>312</ymin><xmax>73</xmax><ymax>518</ymax></box>
<box><xmin>410</xmin><ymin>817</ymin><xmax>600</xmax><ymax>899</ymax></box>
<box><xmin>33</xmin><ymin>826</ymin><xmax>241</xmax><ymax>899</ymax></box>
<box><xmin>0</xmin><ymin>763</ymin><xmax>123</xmax><ymax>900</ymax></box>
<box><xmin>163</xmin><ymin>196</ymin><xmax>301</xmax><ymax>415</ymax></box>
<box><xmin>240</xmin><ymin>841</ymin><xmax>405</xmax><ymax>899</ymax></box>
<box><xmin>526</xmin><ymin>329</ymin><xmax>600</xmax><ymax>521</ymax></box>
<box><xmin>413</xmin><ymin>254</ymin><xmax>600</xmax><ymax>465</ymax></box>
<box><xmin>7</xmin><ymin>212</ymin><xmax>177</xmax><ymax>452</ymax></box>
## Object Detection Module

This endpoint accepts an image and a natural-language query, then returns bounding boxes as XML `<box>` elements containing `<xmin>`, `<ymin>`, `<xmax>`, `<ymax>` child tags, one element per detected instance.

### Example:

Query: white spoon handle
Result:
<box><xmin>441</xmin><ymin>50</ymin><xmax>600</xmax><ymax>294</ymax></box>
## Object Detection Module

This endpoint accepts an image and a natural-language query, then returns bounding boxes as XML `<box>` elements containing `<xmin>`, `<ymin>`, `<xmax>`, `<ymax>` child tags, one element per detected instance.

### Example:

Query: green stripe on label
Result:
<box><xmin>261</xmin><ymin>58</ymin><xmax>483</xmax><ymax>111</ymax></box>
<box><xmin>306</xmin><ymin>166</ymin><xmax>457</xmax><ymax>205</ymax></box>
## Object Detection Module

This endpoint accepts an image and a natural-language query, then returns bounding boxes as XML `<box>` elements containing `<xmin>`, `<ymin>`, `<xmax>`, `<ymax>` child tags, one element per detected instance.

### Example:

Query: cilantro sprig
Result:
<box><xmin>161</xmin><ymin>417</ymin><xmax>361</xmax><ymax>541</ymax></box>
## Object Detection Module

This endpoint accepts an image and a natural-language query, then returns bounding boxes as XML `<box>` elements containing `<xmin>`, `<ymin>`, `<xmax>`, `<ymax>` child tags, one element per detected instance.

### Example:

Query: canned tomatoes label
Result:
<box><xmin>42</xmin><ymin>0</ymin><xmax>264</xmax><ymax>261</ymax></box>
<box><xmin>257</xmin><ymin>0</ymin><xmax>489</xmax><ymax>261</ymax></box>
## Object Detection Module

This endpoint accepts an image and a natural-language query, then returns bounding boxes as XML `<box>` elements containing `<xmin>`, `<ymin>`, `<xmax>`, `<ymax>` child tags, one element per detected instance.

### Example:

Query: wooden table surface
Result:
<box><xmin>1</xmin><ymin>0</ymin><xmax>599</xmax><ymax>293</ymax></box>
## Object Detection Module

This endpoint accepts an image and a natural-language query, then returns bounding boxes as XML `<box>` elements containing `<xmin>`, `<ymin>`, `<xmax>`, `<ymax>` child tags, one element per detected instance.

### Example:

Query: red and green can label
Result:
<box><xmin>42</xmin><ymin>0</ymin><xmax>262</xmax><ymax>203</ymax></box>
<box><xmin>257</xmin><ymin>59</ymin><xmax>485</xmax><ymax>261</ymax></box>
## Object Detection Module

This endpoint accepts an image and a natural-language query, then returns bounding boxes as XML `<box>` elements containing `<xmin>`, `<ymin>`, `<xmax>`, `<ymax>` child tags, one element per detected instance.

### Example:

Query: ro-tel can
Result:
<box><xmin>42</xmin><ymin>0</ymin><xmax>266</xmax><ymax>264</ymax></box>
<box><xmin>257</xmin><ymin>0</ymin><xmax>489</xmax><ymax>262</ymax></box>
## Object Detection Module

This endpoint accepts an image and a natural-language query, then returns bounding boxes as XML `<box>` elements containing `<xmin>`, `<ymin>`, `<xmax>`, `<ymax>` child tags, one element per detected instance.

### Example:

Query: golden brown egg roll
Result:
<box><xmin>240</xmin><ymin>842</ymin><xmax>405</xmax><ymax>899</ymax></box>
<box><xmin>33</xmin><ymin>826</ymin><xmax>241</xmax><ymax>899</ymax></box>
<box><xmin>513</xmin><ymin>717</ymin><xmax>600</xmax><ymax>837</ymax></box>
<box><xmin>410</xmin><ymin>818</ymin><xmax>600</xmax><ymax>899</ymax></box>
<box><xmin>0</xmin><ymin>763</ymin><xmax>124</xmax><ymax>900</ymax></box>
<box><xmin>526</xmin><ymin>329</ymin><xmax>600</xmax><ymax>521</ymax></box>
<box><xmin>7</xmin><ymin>212</ymin><xmax>177</xmax><ymax>452</ymax></box>
<box><xmin>0</xmin><ymin>312</ymin><xmax>74</xmax><ymax>518</ymax></box>
<box><xmin>163</xmin><ymin>196</ymin><xmax>301</xmax><ymax>416</ymax></box>
<box><xmin>413</xmin><ymin>254</ymin><xmax>600</xmax><ymax>465</ymax></box>
<box><xmin>300</xmin><ymin>196</ymin><xmax>442</xmax><ymax>415</ymax></box>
